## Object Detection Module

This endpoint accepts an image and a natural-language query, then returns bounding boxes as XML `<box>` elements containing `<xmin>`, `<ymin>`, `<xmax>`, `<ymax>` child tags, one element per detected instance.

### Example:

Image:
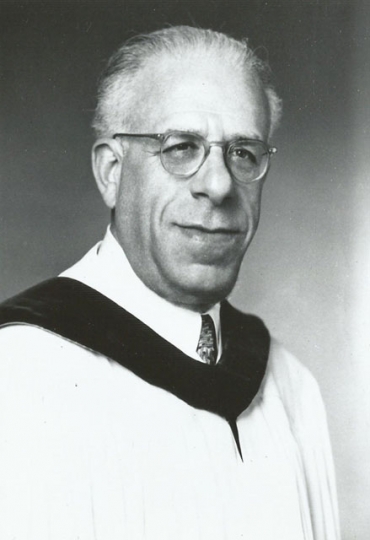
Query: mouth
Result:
<box><xmin>173</xmin><ymin>223</ymin><xmax>247</xmax><ymax>265</ymax></box>
<box><xmin>175</xmin><ymin>224</ymin><xmax>244</xmax><ymax>243</ymax></box>
<box><xmin>177</xmin><ymin>224</ymin><xmax>242</xmax><ymax>234</ymax></box>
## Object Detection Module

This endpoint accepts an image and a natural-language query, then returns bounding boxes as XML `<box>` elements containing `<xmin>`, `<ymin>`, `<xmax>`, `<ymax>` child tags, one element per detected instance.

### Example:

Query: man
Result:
<box><xmin>0</xmin><ymin>26</ymin><xmax>339</xmax><ymax>539</ymax></box>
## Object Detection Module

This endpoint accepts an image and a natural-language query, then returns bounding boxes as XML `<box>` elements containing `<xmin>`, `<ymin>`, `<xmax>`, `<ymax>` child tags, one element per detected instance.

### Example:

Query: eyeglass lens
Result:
<box><xmin>161</xmin><ymin>133</ymin><xmax>268</xmax><ymax>182</ymax></box>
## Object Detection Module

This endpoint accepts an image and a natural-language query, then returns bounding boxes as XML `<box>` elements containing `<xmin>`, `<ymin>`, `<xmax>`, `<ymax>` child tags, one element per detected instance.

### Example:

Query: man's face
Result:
<box><xmin>110</xmin><ymin>53</ymin><xmax>270</xmax><ymax>311</ymax></box>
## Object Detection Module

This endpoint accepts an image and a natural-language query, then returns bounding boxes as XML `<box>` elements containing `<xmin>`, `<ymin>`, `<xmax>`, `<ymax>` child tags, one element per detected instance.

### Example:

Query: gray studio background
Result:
<box><xmin>1</xmin><ymin>1</ymin><xmax>369</xmax><ymax>538</ymax></box>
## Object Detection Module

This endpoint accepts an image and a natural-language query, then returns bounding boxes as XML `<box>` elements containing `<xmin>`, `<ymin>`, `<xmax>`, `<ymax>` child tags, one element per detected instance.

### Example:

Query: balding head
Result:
<box><xmin>92</xmin><ymin>26</ymin><xmax>282</xmax><ymax>140</ymax></box>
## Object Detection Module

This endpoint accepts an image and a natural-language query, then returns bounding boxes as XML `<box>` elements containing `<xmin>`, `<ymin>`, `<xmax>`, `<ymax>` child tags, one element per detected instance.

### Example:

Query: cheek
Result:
<box><xmin>116</xmin><ymin>171</ymin><xmax>174</xmax><ymax>251</ymax></box>
<box><xmin>120</xmin><ymin>194</ymin><xmax>153</xmax><ymax>245</ymax></box>
<box><xmin>242</xmin><ymin>183</ymin><xmax>264</xmax><ymax>224</ymax></box>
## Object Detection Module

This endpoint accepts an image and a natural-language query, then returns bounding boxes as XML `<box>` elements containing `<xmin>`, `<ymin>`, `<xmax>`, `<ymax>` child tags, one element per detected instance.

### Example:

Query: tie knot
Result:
<box><xmin>196</xmin><ymin>314</ymin><xmax>218</xmax><ymax>365</ymax></box>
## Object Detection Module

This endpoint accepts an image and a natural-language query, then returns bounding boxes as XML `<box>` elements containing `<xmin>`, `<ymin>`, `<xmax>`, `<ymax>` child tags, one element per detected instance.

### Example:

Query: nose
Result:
<box><xmin>189</xmin><ymin>146</ymin><xmax>234</xmax><ymax>205</ymax></box>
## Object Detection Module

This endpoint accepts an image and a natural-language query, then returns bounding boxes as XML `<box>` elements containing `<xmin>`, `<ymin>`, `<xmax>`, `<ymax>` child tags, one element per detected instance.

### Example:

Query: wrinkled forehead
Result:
<box><xmin>130</xmin><ymin>50</ymin><xmax>270</xmax><ymax>138</ymax></box>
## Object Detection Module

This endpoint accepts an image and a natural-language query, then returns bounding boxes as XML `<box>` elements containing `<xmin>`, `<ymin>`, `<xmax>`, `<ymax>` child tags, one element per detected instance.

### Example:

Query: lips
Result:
<box><xmin>175</xmin><ymin>224</ymin><xmax>245</xmax><ymax>249</ymax></box>
<box><xmin>177</xmin><ymin>224</ymin><xmax>242</xmax><ymax>235</ymax></box>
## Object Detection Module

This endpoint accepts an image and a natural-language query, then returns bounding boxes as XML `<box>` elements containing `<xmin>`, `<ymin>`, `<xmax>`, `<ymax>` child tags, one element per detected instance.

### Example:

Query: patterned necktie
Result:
<box><xmin>196</xmin><ymin>314</ymin><xmax>218</xmax><ymax>365</ymax></box>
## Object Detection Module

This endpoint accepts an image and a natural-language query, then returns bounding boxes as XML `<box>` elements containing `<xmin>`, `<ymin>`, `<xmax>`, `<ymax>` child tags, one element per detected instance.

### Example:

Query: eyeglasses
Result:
<box><xmin>113</xmin><ymin>131</ymin><xmax>277</xmax><ymax>184</ymax></box>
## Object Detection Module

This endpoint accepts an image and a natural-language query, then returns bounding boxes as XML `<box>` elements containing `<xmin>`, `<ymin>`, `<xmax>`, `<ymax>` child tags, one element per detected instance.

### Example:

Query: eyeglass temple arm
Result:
<box><xmin>113</xmin><ymin>133</ymin><xmax>163</xmax><ymax>141</ymax></box>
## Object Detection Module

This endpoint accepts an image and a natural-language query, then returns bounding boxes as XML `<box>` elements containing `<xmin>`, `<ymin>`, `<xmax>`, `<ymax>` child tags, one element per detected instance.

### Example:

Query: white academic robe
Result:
<box><xmin>0</xmin><ymin>235</ymin><xmax>340</xmax><ymax>540</ymax></box>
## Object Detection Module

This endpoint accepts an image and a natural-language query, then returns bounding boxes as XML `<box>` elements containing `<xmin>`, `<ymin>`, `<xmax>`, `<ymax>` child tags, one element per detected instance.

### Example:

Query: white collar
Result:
<box><xmin>61</xmin><ymin>228</ymin><xmax>221</xmax><ymax>361</ymax></box>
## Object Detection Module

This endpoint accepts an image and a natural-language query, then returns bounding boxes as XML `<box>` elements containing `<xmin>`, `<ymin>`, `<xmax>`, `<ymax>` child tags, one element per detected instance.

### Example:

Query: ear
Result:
<box><xmin>92</xmin><ymin>138</ymin><xmax>125</xmax><ymax>209</ymax></box>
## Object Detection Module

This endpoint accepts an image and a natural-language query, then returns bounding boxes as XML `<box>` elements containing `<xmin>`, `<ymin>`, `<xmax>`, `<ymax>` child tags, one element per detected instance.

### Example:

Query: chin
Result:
<box><xmin>172</xmin><ymin>264</ymin><xmax>240</xmax><ymax>310</ymax></box>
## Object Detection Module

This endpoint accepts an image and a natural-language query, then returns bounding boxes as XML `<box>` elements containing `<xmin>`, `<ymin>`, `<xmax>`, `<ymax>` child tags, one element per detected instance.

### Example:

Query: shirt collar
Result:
<box><xmin>61</xmin><ymin>227</ymin><xmax>221</xmax><ymax>361</ymax></box>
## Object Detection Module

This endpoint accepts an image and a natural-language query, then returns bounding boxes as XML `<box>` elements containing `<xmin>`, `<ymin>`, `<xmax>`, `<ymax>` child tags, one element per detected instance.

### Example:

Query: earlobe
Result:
<box><xmin>92</xmin><ymin>138</ymin><xmax>124</xmax><ymax>209</ymax></box>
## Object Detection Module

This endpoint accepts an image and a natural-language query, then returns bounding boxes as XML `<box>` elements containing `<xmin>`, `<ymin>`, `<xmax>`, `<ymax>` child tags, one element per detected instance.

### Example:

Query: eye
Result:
<box><xmin>163</xmin><ymin>141</ymin><xmax>198</xmax><ymax>154</ymax></box>
<box><xmin>229</xmin><ymin>145</ymin><xmax>257</xmax><ymax>164</ymax></box>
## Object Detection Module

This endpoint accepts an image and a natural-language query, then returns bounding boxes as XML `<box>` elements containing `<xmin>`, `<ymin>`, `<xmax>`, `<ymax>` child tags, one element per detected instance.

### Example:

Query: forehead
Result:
<box><xmin>131</xmin><ymin>52</ymin><xmax>270</xmax><ymax>139</ymax></box>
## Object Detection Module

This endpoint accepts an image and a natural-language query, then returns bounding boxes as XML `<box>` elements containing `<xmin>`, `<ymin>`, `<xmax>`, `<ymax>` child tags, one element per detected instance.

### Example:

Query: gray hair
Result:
<box><xmin>92</xmin><ymin>26</ymin><xmax>282</xmax><ymax>139</ymax></box>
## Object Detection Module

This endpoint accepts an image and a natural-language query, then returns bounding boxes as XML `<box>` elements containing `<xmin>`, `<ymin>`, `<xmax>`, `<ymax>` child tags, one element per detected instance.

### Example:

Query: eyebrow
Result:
<box><xmin>162</xmin><ymin>128</ymin><xmax>200</xmax><ymax>136</ymax></box>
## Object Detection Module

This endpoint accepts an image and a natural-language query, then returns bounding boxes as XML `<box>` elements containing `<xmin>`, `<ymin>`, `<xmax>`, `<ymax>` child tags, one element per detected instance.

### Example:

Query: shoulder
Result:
<box><xmin>264</xmin><ymin>338</ymin><xmax>327</xmax><ymax>433</ymax></box>
<box><xmin>0</xmin><ymin>324</ymin><xmax>110</xmax><ymax>387</ymax></box>
<box><xmin>0</xmin><ymin>323</ymin><xmax>75</xmax><ymax>353</ymax></box>
<box><xmin>267</xmin><ymin>338</ymin><xmax>321</xmax><ymax>396</ymax></box>
<box><xmin>267</xmin><ymin>338</ymin><xmax>319</xmax><ymax>392</ymax></box>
